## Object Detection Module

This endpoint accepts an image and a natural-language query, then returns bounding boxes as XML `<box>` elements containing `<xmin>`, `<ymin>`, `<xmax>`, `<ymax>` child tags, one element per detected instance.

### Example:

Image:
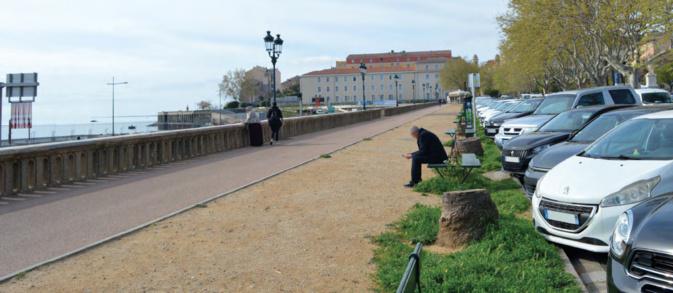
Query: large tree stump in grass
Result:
<box><xmin>436</xmin><ymin>189</ymin><xmax>499</xmax><ymax>249</ymax></box>
<box><xmin>455</xmin><ymin>137</ymin><xmax>484</xmax><ymax>156</ymax></box>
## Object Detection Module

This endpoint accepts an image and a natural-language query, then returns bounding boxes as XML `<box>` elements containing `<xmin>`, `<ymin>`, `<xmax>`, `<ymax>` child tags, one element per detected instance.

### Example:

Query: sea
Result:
<box><xmin>2</xmin><ymin>120</ymin><xmax>158</xmax><ymax>141</ymax></box>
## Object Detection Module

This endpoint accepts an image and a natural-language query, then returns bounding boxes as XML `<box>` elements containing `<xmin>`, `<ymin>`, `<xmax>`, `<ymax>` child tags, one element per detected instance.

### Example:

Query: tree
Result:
<box><xmin>439</xmin><ymin>58</ymin><xmax>479</xmax><ymax>90</ymax></box>
<box><xmin>196</xmin><ymin>100</ymin><xmax>212</xmax><ymax>110</ymax></box>
<box><xmin>218</xmin><ymin>69</ymin><xmax>246</xmax><ymax>100</ymax></box>
<box><xmin>656</xmin><ymin>62</ymin><xmax>673</xmax><ymax>90</ymax></box>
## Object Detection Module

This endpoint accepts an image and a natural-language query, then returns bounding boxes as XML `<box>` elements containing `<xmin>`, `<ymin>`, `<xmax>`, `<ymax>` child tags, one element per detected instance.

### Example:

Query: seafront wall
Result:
<box><xmin>0</xmin><ymin>103</ymin><xmax>434</xmax><ymax>196</ymax></box>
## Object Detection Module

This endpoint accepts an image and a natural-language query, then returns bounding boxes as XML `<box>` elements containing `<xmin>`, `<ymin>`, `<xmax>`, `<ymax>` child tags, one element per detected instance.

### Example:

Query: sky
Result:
<box><xmin>0</xmin><ymin>0</ymin><xmax>509</xmax><ymax>124</ymax></box>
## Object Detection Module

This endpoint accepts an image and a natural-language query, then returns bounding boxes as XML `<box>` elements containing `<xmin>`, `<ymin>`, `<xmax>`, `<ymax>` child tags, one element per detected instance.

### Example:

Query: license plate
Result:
<box><xmin>544</xmin><ymin>209</ymin><xmax>579</xmax><ymax>225</ymax></box>
<box><xmin>504</xmin><ymin>156</ymin><xmax>520</xmax><ymax>163</ymax></box>
<box><xmin>487</xmin><ymin>128</ymin><xmax>497</xmax><ymax>134</ymax></box>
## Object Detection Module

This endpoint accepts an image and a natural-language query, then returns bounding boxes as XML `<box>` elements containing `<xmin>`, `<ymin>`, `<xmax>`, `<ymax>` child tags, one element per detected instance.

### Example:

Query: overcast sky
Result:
<box><xmin>0</xmin><ymin>0</ymin><xmax>509</xmax><ymax>124</ymax></box>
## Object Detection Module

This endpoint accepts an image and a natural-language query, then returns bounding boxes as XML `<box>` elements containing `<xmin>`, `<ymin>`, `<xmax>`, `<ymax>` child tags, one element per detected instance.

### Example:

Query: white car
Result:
<box><xmin>636</xmin><ymin>88</ymin><xmax>672</xmax><ymax>105</ymax></box>
<box><xmin>533</xmin><ymin>110</ymin><xmax>673</xmax><ymax>253</ymax></box>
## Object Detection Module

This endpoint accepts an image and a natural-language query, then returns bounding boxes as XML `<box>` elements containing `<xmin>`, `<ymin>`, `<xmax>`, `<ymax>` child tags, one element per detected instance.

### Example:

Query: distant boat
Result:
<box><xmin>128</xmin><ymin>125</ymin><xmax>136</xmax><ymax>130</ymax></box>
<box><xmin>90</xmin><ymin>120</ymin><xmax>98</xmax><ymax>123</ymax></box>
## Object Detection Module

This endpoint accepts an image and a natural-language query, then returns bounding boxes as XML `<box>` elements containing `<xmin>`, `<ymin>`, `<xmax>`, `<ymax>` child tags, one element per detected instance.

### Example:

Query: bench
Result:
<box><xmin>427</xmin><ymin>153</ymin><xmax>481</xmax><ymax>183</ymax></box>
<box><xmin>396</xmin><ymin>243</ymin><xmax>423</xmax><ymax>293</ymax></box>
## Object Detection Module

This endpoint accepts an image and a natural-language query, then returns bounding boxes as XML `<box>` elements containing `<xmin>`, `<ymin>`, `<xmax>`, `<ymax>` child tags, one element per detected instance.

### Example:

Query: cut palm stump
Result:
<box><xmin>436</xmin><ymin>189</ymin><xmax>498</xmax><ymax>249</ymax></box>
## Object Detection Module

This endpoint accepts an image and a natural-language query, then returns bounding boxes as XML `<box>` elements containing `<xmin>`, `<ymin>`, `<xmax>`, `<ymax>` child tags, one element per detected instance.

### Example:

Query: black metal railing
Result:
<box><xmin>396</xmin><ymin>243</ymin><xmax>423</xmax><ymax>293</ymax></box>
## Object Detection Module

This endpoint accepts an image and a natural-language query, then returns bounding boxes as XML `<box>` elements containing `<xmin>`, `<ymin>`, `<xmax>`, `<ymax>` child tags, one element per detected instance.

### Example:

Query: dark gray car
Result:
<box><xmin>523</xmin><ymin>106</ymin><xmax>673</xmax><ymax>198</ymax></box>
<box><xmin>608</xmin><ymin>194</ymin><xmax>673</xmax><ymax>292</ymax></box>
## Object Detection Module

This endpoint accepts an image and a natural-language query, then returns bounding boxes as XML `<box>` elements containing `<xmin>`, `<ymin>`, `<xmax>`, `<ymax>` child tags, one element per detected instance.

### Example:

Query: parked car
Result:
<box><xmin>533</xmin><ymin>110</ymin><xmax>673</xmax><ymax>253</ymax></box>
<box><xmin>495</xmin><ymin>85</ymin><xmax>642</xmax><ymax>148</ymax></box>
<box><xmin>636</xmin><ymin>88</ymin><xmax>672</xmax><ymax>105</ymax></box>
<box><xmin>501</xmin><ymin>105</ymin><xmax>631</xmax><ymax>179</ymax></box>
<box><xmin>480</xmin><ymin>100</ymin><xmax>519</xmax><ymax>125</ymax></box>
<box><xmin>523</xmin><ymin>106</ymin><xmax>673</xmax><ymax>198</ymax></box>
<box><xmin>484</xmin><ymin>98</ymin><xmax>543</xmax><ymax>137</ymax></box>
<box><xmin>607</xmin><ymin>194</ymin><xmax>673</xmax><ymax>292</ymax></box>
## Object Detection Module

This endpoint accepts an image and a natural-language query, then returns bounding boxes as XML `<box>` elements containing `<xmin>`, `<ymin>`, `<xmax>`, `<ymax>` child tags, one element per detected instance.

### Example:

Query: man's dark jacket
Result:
<box><xmin>413</xmin><ymin>128</ymin><xmax>449</xmax><ymax>162</ymax></box>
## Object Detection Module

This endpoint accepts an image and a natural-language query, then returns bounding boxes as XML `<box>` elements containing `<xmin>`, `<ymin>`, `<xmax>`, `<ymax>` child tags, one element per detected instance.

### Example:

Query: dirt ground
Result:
<box><xmin>0</xmin><ymin>105</ymin><xmax>458</xmax><ymax>292</ymax></box>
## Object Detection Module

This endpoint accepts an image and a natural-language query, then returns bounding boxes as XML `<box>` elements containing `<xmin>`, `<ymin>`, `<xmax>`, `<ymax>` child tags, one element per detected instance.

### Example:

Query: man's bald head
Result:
<box><xmin>410</xmin><ymin>126</ymin><xmax>420</xmax><ymax>139</ymax></box>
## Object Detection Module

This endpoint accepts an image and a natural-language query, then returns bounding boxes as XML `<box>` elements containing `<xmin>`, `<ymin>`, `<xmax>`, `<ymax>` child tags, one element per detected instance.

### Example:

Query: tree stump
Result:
<box><xmin>436</xmin><ymin>189</ymin><xmax>499</xmax><ymax>249</ymax></box>
<box><xmin>455</xmin><ymin>137</ymin><xmax>484</xmax><ymax>156</ymax></box>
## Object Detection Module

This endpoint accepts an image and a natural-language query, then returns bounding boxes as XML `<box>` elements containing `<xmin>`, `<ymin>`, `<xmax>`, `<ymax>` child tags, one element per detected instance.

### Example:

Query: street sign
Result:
<box><xmin>6</xmin><ymin>73</ymin><xmax>39</xmax><ymax>102</ymax></box>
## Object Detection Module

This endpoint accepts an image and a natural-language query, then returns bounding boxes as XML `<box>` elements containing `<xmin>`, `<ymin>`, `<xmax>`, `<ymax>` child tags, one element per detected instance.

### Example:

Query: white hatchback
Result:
<box><xmin>533</xmin><ymin>110</ymin><xmax>673</xmax><ymax>253</ymax></box>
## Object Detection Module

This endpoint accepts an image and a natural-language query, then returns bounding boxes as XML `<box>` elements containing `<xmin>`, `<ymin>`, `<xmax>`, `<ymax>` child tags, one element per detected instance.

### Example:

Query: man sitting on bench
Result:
<box><xmin>403</xmin><ymin>126</ymin><xmax>448</xmax><ymax>188</ymax></box>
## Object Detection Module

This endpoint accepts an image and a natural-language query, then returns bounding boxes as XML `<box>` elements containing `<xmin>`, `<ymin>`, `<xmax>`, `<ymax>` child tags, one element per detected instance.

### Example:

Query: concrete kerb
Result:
<box><xmin>0</xmin><ymin>106</ymin><xmax>442</xmax><ymax>284</ymax></box>
<box><xmin>558</xmin><ymin>246</ymin><xmax>589</xmax><ymax>292</ymax></box>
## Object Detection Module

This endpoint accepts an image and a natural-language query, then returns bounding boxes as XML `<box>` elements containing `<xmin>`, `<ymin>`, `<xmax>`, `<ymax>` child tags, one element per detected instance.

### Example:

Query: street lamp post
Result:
<box><xmin>263</xmin><ymin>31</ymin><xmax>283</xmax><ymax>105</ymax></box>
<box><xmin>106</xmin><ymin>76</ymin><xmax>128</xmax><ymax>136</ymax></box>
<box><xmin>411</xmin><ymin>79</ymin><xmax>416</xmax><ymax>104</ymax></box>
<box><xmin>393</xmin><ymin>74</ymin><xmax>400</xmax><ymax>107</ymax></box>
<box><xmin>359</xmin><ymin>62</ymin><xmax>367</xmax><ymax>110</ymax></box>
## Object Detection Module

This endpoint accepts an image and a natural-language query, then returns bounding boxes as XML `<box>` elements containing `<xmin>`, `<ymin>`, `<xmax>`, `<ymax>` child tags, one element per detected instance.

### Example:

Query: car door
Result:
<box><xmin>575</xmin><ymin>92</ymin><xmax>606</xmax><ymax>108</ymax></box>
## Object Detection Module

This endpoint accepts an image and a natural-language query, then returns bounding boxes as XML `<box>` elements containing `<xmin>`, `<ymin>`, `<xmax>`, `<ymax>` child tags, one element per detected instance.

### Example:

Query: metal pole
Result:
<box><xmin>361</xmin><ymin>74</ymin><xmax>365</xmax><ymax>110</ymax></box>
<box><xmin>112</xmin><ymin>76</ymin><xmax>115</xmax><ymax>136</ymax></box>
<box><xmin>272</xmin><ymin>60</ymin><xmax>277</xmax><ymax>105</ymax></box>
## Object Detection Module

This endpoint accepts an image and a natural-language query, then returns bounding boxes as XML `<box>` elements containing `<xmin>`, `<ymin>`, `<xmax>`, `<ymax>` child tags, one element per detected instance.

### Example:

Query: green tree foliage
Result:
<box><xmin>656</xmin><ymin>62</ymin><xmax>673</xmax><ymax>89</ymax></box>
<box><xmin>439</xmin><ymin>57</ymin><xmax>478</xmax><ymax>90</ymax></box>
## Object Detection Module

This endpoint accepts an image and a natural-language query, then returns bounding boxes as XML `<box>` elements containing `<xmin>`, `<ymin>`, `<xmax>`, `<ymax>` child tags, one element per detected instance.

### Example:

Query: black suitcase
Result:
<box><xmin>248</xmin><ymin>123</ymin><xmax>263</xmax><ymax>146</ymax></box>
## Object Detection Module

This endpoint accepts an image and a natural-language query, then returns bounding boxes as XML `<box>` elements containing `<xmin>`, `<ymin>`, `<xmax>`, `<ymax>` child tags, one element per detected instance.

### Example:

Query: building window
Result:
<box><xmin>317</xmin><ymin>77</ymin><xmax>321</xmax><ymax>83</ymax></box>
<box><xmin>335</xmin><ymin>86</ymin><xmax>339</xmax><ymax>92</ymax></box>
<box><xmin>435</xmin><ymin>74</ymin><xmax>439</xmax><ymax>79</ymax></box>
<box><xmin>389</xmin><ymin>84</ymin><xmax>393</xmax><ymax>90</ymax></box>
<box><xmin>344</xmin><ymin>86</ymin><xmax>348</xmax><ymax>92</ymax></box>
<box><xmin>336</xmin><ymin>96</ymin><xmax>340</xmax><ymax>102</ymax></box>
<box><xmin>380</xmin><ymin>74</ymin><xmax>384</xmax><ymax>80</ymax></box>
<box><xmin>353</xmin><ymin>85</ymin><xmax>357</xmax><ymax>91</ymax></box>
<box><xmin>326</xmin><ymin>77</ymin><xmax>330</xmax><ymax>82</ymax></box>
<box><xmin>389</xmin><ymin>94</ymin><xmax>393</xmax><ymax>99</ymax></box>
<box><xmin>425</xmin><ymin>74</ymin><xmax>429</xmax><ymax>79</ymax></box>
<box><xmin>318</xmin><ymin>87</ymin><xmax>321</xmax><ymax>93</ymax></box>
<box><xmin>326</xmin><ymin>86</ymin><xmax>330</xmax><ymax>92</ymax></box>
<box><xmin>380</xmin><ymin>95</ymin><xmax>384</xmax><ymax>100</ymax></box>
<box><xmin>335</xmin><ymin>76</ymin><xmax>339</xmax><ymax>82</ymax></box>
<box><xmin>371</xmin><ymin>85</ymin><xmax>375</xmax><ymax>91</ymax></box>
<box><xmin>425</xmin><ymin>65</ymin><xmax>429</xmax><ymax>71</ymax></box>
<box><xmin>381</xmin><ymin>84</ymin><xmax>385</xmax><ymax>91</ymax></box>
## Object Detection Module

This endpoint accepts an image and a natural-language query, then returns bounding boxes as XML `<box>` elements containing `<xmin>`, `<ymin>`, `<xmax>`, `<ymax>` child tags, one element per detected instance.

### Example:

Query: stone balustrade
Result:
<box><xmin>0</xmin><ymin>103</ymin><xmax>434</xmax><ymax>196</ymax></box>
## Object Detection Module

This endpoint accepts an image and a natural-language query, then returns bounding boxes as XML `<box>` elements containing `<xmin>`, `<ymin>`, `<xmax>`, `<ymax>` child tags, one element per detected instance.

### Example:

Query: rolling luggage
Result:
<box><xmin>248</xmin><ymin>123</ymin><xmax>263</xmax><ymax>146</ymax></box>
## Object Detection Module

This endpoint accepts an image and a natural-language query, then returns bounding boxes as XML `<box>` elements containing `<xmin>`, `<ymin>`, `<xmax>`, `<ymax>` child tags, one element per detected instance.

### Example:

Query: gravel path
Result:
<box><xmin>0</xmin><ymin>105</ymin><xmax>458</xmax><ymax>292</ymax></box>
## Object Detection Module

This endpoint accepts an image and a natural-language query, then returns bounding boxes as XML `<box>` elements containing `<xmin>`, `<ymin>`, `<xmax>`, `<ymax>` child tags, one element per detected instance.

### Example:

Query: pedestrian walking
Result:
<box><xmin>267</xmin><ymin>103</ymin><xmax>283</xmax><ymax>145</ymax></box>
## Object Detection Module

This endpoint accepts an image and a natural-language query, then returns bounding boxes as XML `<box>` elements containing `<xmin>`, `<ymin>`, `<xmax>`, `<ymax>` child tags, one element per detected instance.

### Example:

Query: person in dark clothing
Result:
<box><xmin>403</xmin><ymin>126</ymin><xmax>448</xmax><ymax>188</ymax></box>
<box><xmin>266</xmin><ymin>103</ymin><xmax>284</xmax><ymax>145</ymax></box>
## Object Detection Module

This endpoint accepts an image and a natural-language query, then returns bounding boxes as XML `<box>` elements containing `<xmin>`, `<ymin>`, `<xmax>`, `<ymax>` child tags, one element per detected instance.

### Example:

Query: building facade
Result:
<box><xmin>300</xmin><ymin>50</ymin><xmax>451</xmax><ymax>104</ymax></box>
<box><xmin>241</xmin><ymin>66</ymin><xmax>281</xmax><ymax>103</ymax></box>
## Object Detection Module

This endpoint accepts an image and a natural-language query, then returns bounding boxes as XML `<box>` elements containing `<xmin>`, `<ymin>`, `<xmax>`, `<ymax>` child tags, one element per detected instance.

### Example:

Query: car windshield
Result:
<box><xmin>571</xmin><ymin>112</ymin><xmax>646</xmax><ymax>143</ymax></box>
<box><xmin>533</xmin><ymin>95</ymin><xmax>575</xmax><ymax>115</ymax></box>
<box><xmin>538</xmin><ymin>110</ymin><xmax>595</xmax><ymax>132</ymax></box>
<box><xmin>582</xmin><ymin>118</ymin><xmax>673</xmax><ymax>160</ymax></box>
<box><xmin>494</xmin><ymin>102</ymin><xmax>513</xmax><ymax>110</ymax></box>
<box><xmin>510</xmin><ymin>99</ymin><xmax>542</xmax><ymax>113</ymax></box>
<box><xmin>642</xmin><ymin>92</ymin><xmax>672</xmax><ymax>104</ymax></box>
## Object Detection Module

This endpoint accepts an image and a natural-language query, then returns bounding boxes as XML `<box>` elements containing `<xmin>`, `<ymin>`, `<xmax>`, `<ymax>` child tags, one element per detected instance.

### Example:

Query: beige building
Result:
<box><xmin>241</xmin><ymin>66</ymin><xmax>281</xmax><ymax>103</ymax></box>
<box><xmin>300</xmin><ymin>50</ymin><xmax>451</xmax><ymax>105</ymax></box>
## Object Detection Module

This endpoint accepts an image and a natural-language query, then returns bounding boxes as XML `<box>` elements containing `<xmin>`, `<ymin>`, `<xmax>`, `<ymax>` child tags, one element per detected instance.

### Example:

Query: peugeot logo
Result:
<box><xmin>562</xmin><ymin>186</ymin><xmax>570</xmax><ymax>195</ymax></box>
<box><xmin>510</xmin><ymin>150</ymin><xmax>515</xmax><ymax>156</ymax></box>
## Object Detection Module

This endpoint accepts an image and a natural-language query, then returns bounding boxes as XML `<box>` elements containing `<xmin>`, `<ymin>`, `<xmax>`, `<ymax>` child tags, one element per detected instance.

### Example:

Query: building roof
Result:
<box><xmin>345</xmin><ymin>50</ymin><xmax>452</xmax><ymax>64</ymax></box>
<box><xmin>303</xmin><ymin>66</ymin><xmax>417</xmax><ymax>76</ymax></box>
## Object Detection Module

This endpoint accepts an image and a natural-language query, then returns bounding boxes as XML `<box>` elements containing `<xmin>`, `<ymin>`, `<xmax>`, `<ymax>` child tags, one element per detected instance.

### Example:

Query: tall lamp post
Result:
<box><xmin>411</xmin><ymin>79</ymin><xmax>416</xmax><ymax>104</ymax></box>
<box><xmin>392</xmin><ymin>74</ymin><xmax>400</xmax><ymax>107</ymax></box>
<box><xmin>106</xmin><ymin>77</ymin><xmax>128</xmax><ymax>136</ymax></box>
<box><xmin>263</xmin><ymin>31</ymin><xmax>283</xmax><ymax>105</ymax></box>
<box><xmin>359</xmin><ymin>62</ymin><xmax>367</xmax><ymax>110</ymax></box>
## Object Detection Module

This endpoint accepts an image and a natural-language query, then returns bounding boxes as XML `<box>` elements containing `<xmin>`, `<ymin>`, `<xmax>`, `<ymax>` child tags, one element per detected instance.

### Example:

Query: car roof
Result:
<box><xmin>636</xmin><ymin>88</ymin><xmax>670</xmax><ymax>94</ymax></box>
<box><xmin>635</xmin><ymin>109</ymin><xmax>673</xmax><ymax>119</ymax></box>
<box><xmin>552</xmin><ymin>85</ymin><xmax>635</xmax><ymax>96</ymax></box>
<box><xmin>565</xmin><ymin>104</ymin><xmax>633</xmax><ymax>114</ymax></box>
<box><xmin>599</xmin><ymin>105</ymin><xmax>673</xmax><ymax>117</ymax></box>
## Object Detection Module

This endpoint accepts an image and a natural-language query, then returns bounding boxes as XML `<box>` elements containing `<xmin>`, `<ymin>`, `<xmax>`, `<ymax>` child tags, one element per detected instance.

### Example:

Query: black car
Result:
<box><xmin>484</xmin><ymin>98</ymin><xmax>542</xmax><ymax>137</ymax></box>
<box><xmin>522</xmin><ymin>106</ymin><xmax>673</xmax><ymax>198</ymax></box>
<box><xmin>608</xmin><ymin>194</ymin><xmax>673</xmax><ymax>292</ymax></box>
<box><xmin>501</xmin><ymin>105</ymin><xmax>633</xmax><ymax>179</ymax></box>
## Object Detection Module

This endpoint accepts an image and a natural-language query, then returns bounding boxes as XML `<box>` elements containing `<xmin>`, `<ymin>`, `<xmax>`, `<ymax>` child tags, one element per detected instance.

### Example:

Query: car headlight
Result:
<box><xmin>530</xmin><ymin>144</ymin><xmax>550</xmax><ymax>155</ymax></box>
<box><xmin>534</xmin><ymin>174</ymin><xmax>546</xmax><ymax>198</ymax></box>
<box><xmin>520</xmin><ymin>127</ymin><xmax>537</xmax><ymax>134</ymax></box>
<box><xmin>611</xmin><ymin>210</ymin><xmax>633</xmax><ymax>258</ymax></box>
<box><xmin>600</xmin><ymin>177</ymin><xmax>660</xmax><ymax>207</ymax></box>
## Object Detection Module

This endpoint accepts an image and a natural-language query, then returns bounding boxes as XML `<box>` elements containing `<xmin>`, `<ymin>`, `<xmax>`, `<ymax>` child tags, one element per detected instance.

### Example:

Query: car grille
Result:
<box><xmin>503</xmin><ymin>127</ymin><xmax>523</xmax><ymax>136</ymax></box>
<box><xmin>502</xmin><ymin>149</ymin><xmax>529</xmax><ymax>173</ymax></box>
<box><xmin>539</xmin><ymin>199</ymin><xmax>597</xmax><ymax>232</ymax></box>
<box><xmin>629</xmin><ymin>251</ymin><xmax>673</xmax><ymax>287</ymax></box>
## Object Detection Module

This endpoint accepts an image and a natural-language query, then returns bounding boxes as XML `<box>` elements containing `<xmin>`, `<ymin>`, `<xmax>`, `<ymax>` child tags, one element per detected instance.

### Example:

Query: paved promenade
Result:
<box><xmin>0</xmin><ymin>105</ymin><xmax>453</xmax><ymax>284</ymax></box>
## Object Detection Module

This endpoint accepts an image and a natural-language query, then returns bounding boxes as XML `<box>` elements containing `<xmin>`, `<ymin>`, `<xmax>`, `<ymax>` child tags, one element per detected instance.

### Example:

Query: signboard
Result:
<box><xmin>6</xmin><ymin>73</ymin><xmax>39</xmax><ymax>102</ymax></box>
<box><xmin>10</xmin><ymin>102</ymin><xmax>32</xmax><ymax>129</ymax></box>
<box><xmin>467</xmin><ymin>73</ymin><xmax>480</xmax><ymax>88</ymax></box>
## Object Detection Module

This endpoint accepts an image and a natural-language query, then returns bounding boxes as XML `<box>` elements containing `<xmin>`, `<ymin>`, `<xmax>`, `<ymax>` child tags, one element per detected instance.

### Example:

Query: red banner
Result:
<box><xmin>10</xmin><ymin>102</ymin><xmax>32</xmax><ymax>129</ymax></box>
